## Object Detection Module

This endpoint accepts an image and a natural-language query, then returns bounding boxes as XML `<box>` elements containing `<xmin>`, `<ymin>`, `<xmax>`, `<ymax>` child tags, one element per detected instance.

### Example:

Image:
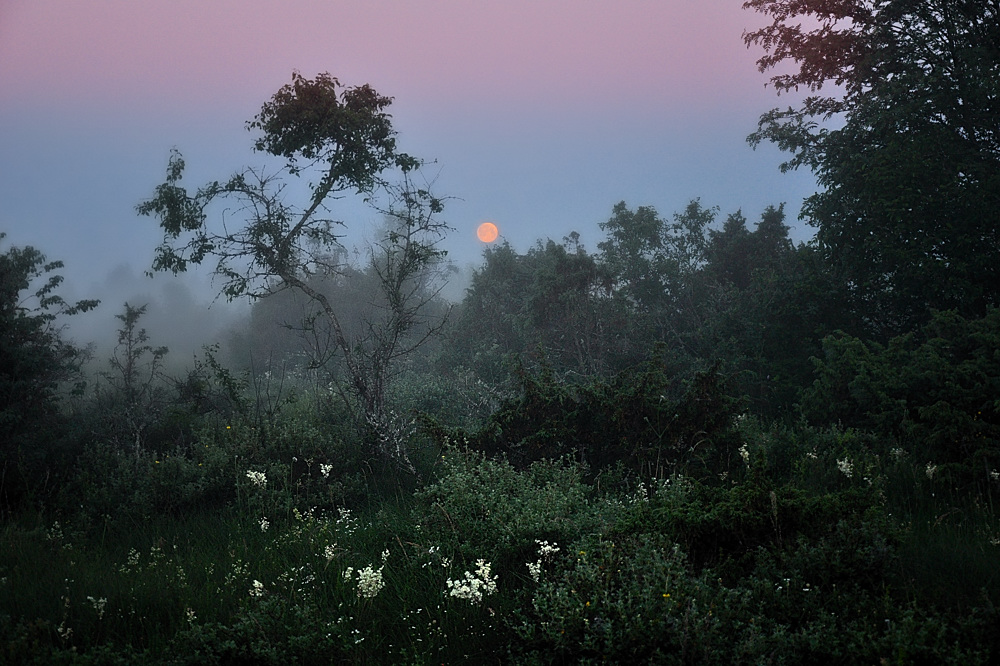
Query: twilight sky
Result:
<box><xmin>0</xmin><ymin>0</ymin><xmax>816</xmax><ymax>352</ymax></box>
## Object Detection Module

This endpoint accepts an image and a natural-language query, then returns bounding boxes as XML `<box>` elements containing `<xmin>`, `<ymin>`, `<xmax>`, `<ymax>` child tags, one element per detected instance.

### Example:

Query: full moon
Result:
<box><xmin>476</xmin><ymin>221</ymin><xmax>499</xmax><ymax>243</ymax></box>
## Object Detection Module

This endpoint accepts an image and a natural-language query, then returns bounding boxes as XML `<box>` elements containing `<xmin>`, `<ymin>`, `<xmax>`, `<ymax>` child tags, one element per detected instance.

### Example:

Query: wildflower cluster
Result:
<box><xmin>336</xmin><ymin>507</ymin><xmax>357</xmax><ymax>536</ymax></box>
<box><xmin>119</xmin><ymin>548</ymin><xmax>141</xmax><ymax>574</ymax></box>
<box><xmin>86</xmin><ymin>596</ymin><xmax>107</xmax><ymax>620</ymax></box>
<box><xmin>837</xmin><ymin>457</ymin><xmax>853</xmax><ymax>478</ymax></box>
<box><xmin>925</xmin><ymin>462</ymin><xmax>938</xmax><ymax>480</ymax></box>
<box><xmin>739</xmin><ymin>444</ymin><xmax>750</xmax><ymax>466</ymax></box>
<box><xmin>47</xmin><ymin>521</ymin><xmax>68</xmax><ymax>547</ymax></box>
<box><xmin>446</xmin><ymin>559</ymin><xmax>497</xmax><ymax>603</ymax></box>
<box><xmin>527</xmin><ymin>539</ymin><xmax>560</xmax><ymax>582</ymax></box>
<box><xmin>355</xmin><ymin>563</ymin><xmax>385</xmax><ymax>599</ymax></box>
<box><xmin>246</xmin><ymin>469</ymin><xmax>267</xmax><ymax>488</ymax></box>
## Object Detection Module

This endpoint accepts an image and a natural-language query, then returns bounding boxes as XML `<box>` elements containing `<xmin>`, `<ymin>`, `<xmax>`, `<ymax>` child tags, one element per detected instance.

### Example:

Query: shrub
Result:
<box><xmin>413</xmin><ymin>446</ymin><xmax>601</xmax><ymax>567</ymax></box>
<box><xmin>423</xmin><ymin>358</ymin><xmax>743</xmax><ymax>480</ymax></box>
<box><xmin>802</xmin><ymin>309</ymin><xmax>1000</xmax><ymax>485</ymax></box>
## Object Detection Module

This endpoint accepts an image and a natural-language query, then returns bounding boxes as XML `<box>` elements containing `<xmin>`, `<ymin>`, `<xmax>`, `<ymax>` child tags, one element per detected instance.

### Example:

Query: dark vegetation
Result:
<box><xmin>2</xmin><ymin>1</ymin><xmax>999</xmax><ymax>662</ymax></box>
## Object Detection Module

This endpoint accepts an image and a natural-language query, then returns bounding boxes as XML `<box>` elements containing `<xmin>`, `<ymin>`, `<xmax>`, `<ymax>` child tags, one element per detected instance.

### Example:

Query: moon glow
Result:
<box><xmin>476</xmin><ymin>221</ymin><xmax>499</xmax><ymax>243</ymax></box>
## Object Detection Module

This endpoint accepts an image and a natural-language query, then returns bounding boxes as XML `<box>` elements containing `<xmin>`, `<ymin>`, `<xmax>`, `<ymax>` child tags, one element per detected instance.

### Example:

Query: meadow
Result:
<box><xmin>3</xmin><ymin>356</ymin><xmax>999</xmax><ymax>664</ymax></box>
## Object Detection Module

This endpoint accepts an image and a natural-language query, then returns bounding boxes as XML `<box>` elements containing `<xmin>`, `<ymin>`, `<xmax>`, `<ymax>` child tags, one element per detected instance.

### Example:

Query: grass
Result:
<box><xmin>2</xmin><ymin>442</ymin><xmax>999</xmax><ymax>664</ymax></box>
<box><xmin>1</xmin><ymin>497</ymin><xmax>525</xmax><ymax>663</ymax></box>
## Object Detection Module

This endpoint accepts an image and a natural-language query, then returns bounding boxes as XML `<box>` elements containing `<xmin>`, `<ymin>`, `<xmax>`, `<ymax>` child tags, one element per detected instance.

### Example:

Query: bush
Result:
<box><xmin>423</xmin><ymin>358</ymin><xmax>743</xmax><ymax>480</ymax></box>
<box><xmin>802</xmin><ymin>309</ymin><xmax>1000</xmax><ymax>485</ymax></box>
<box><xmin>413</xmin><ymin>446</ymin><xmax>602</xmax><ymax>568</ymax></box>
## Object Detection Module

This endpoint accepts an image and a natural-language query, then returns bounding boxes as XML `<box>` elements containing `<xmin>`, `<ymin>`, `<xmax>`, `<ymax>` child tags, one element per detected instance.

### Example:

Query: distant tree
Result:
<box><xmin>598</xmin><ymin>200</ymin><xmax>715</xmax><ymax>315</ymax></box>
<box><xmin>137</xmin><ymin>72</ymin><xmax>449</xmax><ymax>470</ymax></box>
<box><xmin>596</xmin><ymin>201</ymin><xmax>829</xmax><ymax>411</ymax></box>
<box><xmin>698</xmin><ymin>205</ymin><xmax>819</xmax><ymax>409</ymax></box>
<box><xmin>95</xmin><ymin>303</ymin><xmax>170</xmax><ymax>454</ymax></box>
<box><xmin>448</xmin><ymin>237</ymin><xmax>623</xmax><ymax>382</ymax></box>
<box><xmin>0</xmin><ymin>233</ymin><xmax>98</xmax><ymax>509</ymax></box>
<box><xmin>744</xmin><ymin>0</ymin><xmax>1000</xmax><ymax>337</ymax></box>
<box><xmin>597</xmin><ymin>199</ymin><xmax>717</xmax><ymax>364</ymax></box>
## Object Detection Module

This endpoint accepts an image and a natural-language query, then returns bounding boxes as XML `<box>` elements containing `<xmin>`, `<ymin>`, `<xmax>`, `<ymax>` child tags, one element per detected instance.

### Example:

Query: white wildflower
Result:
<box><xmin>259</xmin><ymin>517</ymin><xmax>269</xmax><ymax>532</ymax></box>
<box><xmin>925</xmin><ymin>462</ymin><xmax>938</xmax><ymax>480</ymax></box>
<box><xmin>446</xmin><ymin>559</ymin><xmax>497</xmax><ymax>604</ymax></box>
<box><xmin>47</xmin><ymin>521</ymin><xmax>65</xmax><ymax>543</ymax></box>
<box><xmin>86</xmin><ymin>596</ymin><xmax>107</xmax><ymax>620</ymax></box>
<box><xmin>526</xmin><ymin>560</ymin><xmax>542</xmax><ymax>582</ymax></box>
<box><xmin>336</xmin><ymin>507</ymin><xmax>356</xmax><ymax>535</ymax></box>
<box><xmin>119</xmin><ymin>548</ymin><xmax>140</xmax><ymax>573</ymax></box>
<box><xmin>739</xmin><ymin>445</ymin><xmax>750</xmax><ymax>465</ymax></box>
<box><xmin>246</xmin><ymin>470</ymin><xmax>267</xmax><ymax>488</ymax></box>
<box><xmin>527</xmin><ymin>539</ymin><xmax>561</xmax><ymax>580</ymax></box>
<box><xmin>324</xmin><ymin>544</ymin><xmax>338</xmax><ymax>562</ymax></box>
<box><xmin>250</xmin><ymin>579</ymin><xmax>265</xmax><ymax>597</ymax></box>
<box><xmin>356</xmin><ymin>564</ymin><xmax>385</xmax><ymax>599</ymax></box>
<box><xmin>837</xmin><ymin>457</ymin><xmax>853</xmax><ymax>478</ymax></box>
<box><xmin>536</xmin><ymin>540</ymin><xmax>560</xmax><ymax>558</ymax></box>
<box><xmin>320</xmin><ymin>463</ymin><xmax>334</xmax><ymax>478</ymax></box>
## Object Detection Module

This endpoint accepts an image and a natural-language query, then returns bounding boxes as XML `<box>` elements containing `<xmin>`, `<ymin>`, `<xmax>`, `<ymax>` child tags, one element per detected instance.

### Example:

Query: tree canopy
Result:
<box><xmin>744</xmin><ymin>0</ymin><xmax>1000</xmax><ymax>337</ymax></box>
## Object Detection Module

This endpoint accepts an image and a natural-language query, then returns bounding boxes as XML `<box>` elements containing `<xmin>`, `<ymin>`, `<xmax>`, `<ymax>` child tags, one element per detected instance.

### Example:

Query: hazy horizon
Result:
<box><xmin>1</xmin><ymin>1</ymin><xmax>817</xmax><ymax>358</ymax></box>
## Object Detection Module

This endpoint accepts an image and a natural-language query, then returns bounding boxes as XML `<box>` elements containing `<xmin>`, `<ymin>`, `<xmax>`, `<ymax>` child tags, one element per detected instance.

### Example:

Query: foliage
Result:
<box><xmin>4</xmin><ymin>411</ymin><xmax>1000</xmax><ymax>664</ymax></box>
<box><xmin>744</xmin><ymin>0</ymin><xmax>1000</xmax><ymax>336</ymax></box>
<box><xmin>801</xmin><ymin>309</ymin><xmax>1000</xmax><ymax>482</ymax></box>
<box><xmin>88</xmin><ymin>303</ymin><xmax>171</xmax><ymax>454</ymax></box>
<box><xmin>598</xmin><ymin>199</ymin><xmax>714</xmax><ymax>317</ymax></box>
<box><xmin>7</xmin><ymin>14</ymin><xmax>1000</xmax><ymax>660</ymax></box>
<box><xmin>424</xmin><ymin>356</ymin><xmax>742</xmax><ymax>480</ymax></box>
<box><xmin>0</xmin><ymin>233</ymin><xmax>98</xmax><ymax>511</ymax></box>
<box><xmin>445</xmin><ymin>201</ymin><xmax>822</xmax><ymax>416</ymax></box>
<box><xmin>445</xmin><ymin>236</ymin><xmax>631</xmax><ymax>383</ymax></box>
<box><xmin>510</xmin><ymin>474</ymin><xmax>992</xmax><ymax>664</ymax></box>
<box><xmin>414</xmin><ymin>446</ymin><xmax>600</xmax><ymax>563</ymax></box>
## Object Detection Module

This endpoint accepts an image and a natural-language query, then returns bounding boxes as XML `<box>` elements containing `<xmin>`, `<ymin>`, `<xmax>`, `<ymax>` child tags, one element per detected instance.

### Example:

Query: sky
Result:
<box><xmin>0</xmin><ymin>0</ymin><xmax>816</xmax><ymax>356</ymax></box>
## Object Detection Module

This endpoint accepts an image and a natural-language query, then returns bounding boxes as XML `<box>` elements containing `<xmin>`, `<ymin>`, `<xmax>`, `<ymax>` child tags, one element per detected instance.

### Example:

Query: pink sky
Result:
<box><xmin>1</xmin><ymin>1</ymin><xmax>765</xmax><ymax>114</ymax></box>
